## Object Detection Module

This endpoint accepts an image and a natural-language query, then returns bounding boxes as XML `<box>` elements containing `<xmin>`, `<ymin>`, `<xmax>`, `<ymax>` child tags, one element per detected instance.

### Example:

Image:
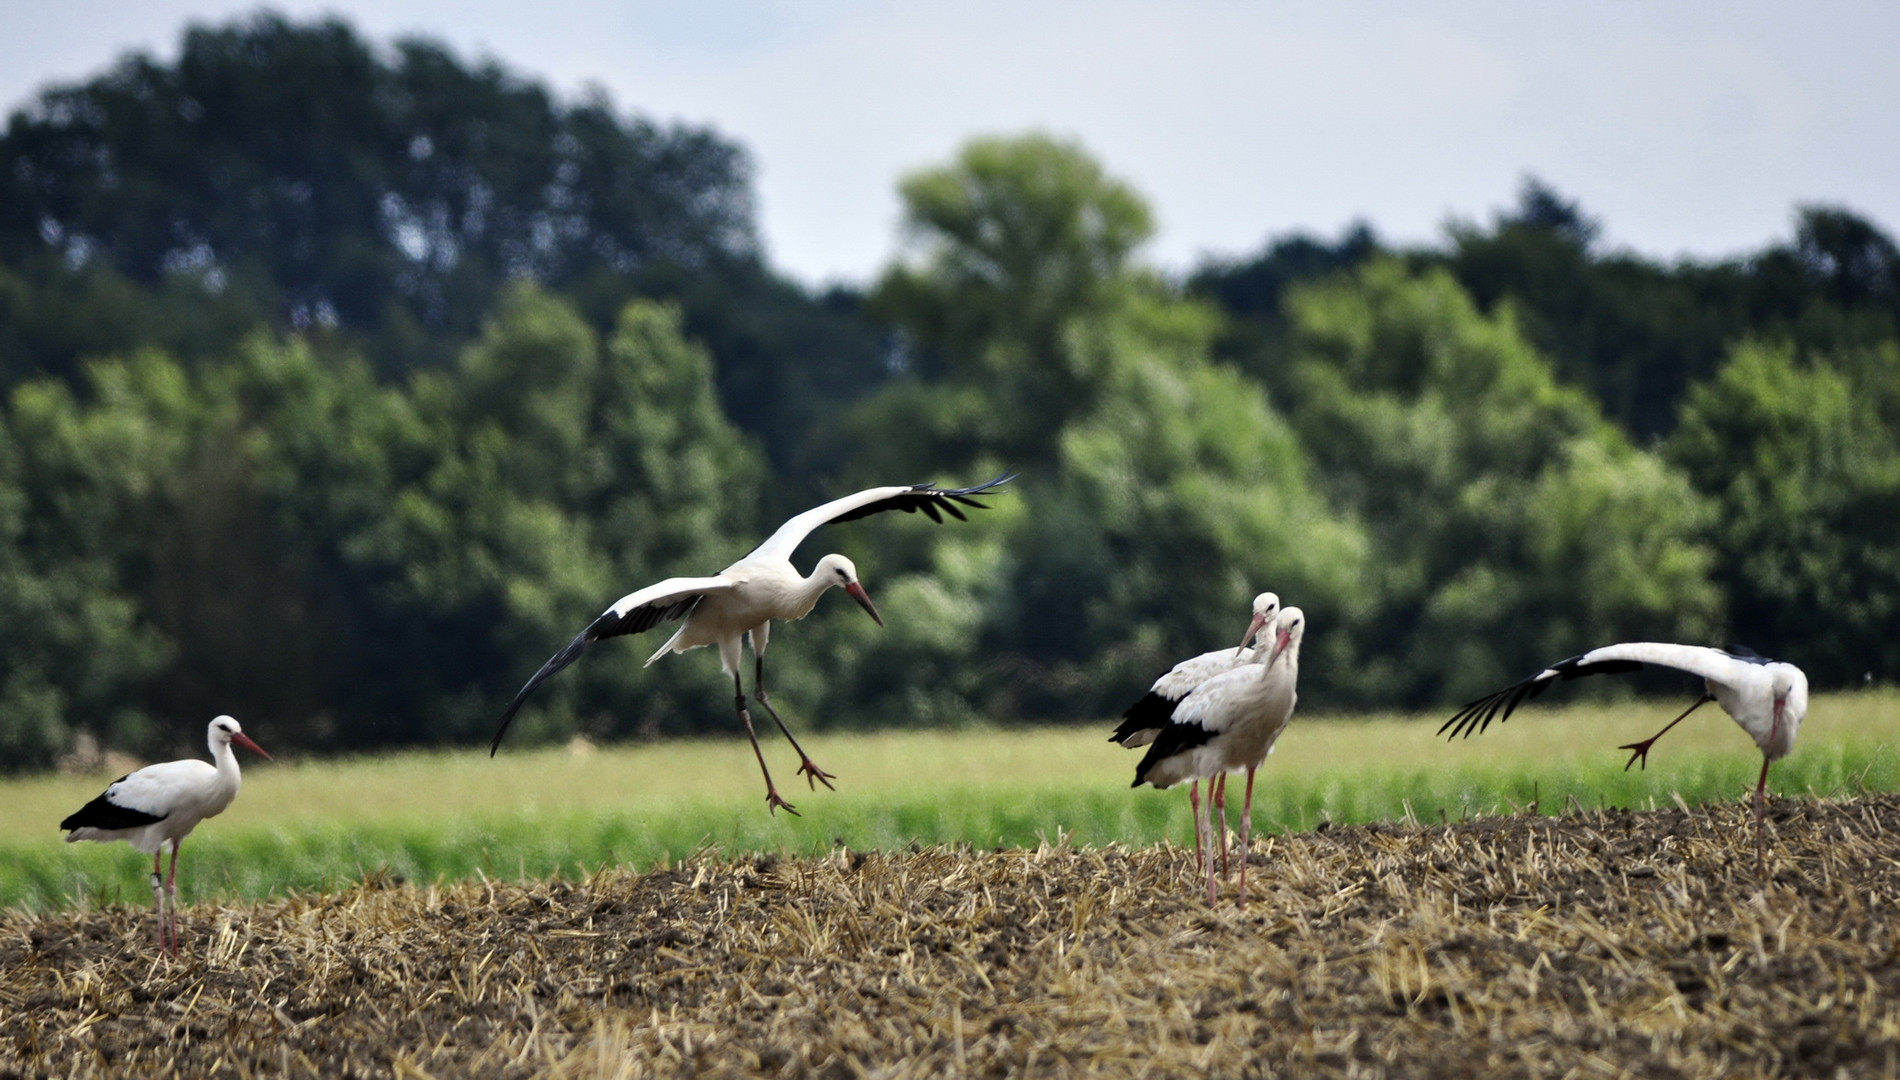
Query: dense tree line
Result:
<box><xmin>0</xmin><ymin>15</ymin><xmax>1894</xmax><ymax>769</ymax></box>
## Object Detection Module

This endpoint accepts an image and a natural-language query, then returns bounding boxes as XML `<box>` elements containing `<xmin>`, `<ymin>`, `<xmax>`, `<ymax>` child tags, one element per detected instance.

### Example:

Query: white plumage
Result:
<box><xmin>1110</xmin><ymin>592</ymin><xmax>1279</xmax><ymax>749</ymax></box>
<box><xmin>490</xmin><ymin>475</ymin><xmax>1012</xmax><ymax>815</ymax></box>
<box><xmin>1110</xmin><ymin>592</ymin><xmax>1278</xmax><ymax>873</ymax></box>
<box><xmin>60</xmin><ymin>715</ymin><xmax>271</xmax><ymax>955</ymax></box>
<box><xmin>1442</xmin><ymin>641</ymin><xmax>1809</xmax><ymax>871</ymax></box>
<box><xmin>1133</xmin><ymin>606</ymin><xmax>1305</xmax><ymax>906</ymax></box>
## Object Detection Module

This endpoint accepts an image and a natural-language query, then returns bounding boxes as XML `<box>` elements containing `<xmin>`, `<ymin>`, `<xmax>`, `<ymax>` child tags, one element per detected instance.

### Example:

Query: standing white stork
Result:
<box><xmin>1110</xmin><ymin>592</ymin><xmax>1279</xmax><ymax>870</ymax></box>
<box><xmin>59</xmin><ymin>715</ymin><xmax>271</xmax><ymax>957</ymax></box>
<box><xmin>490</xmin><ymin>474</ymin><xmax>1013</xmax><ymax>814</ymax></box>
<box><xmin>1440</xmin><ymin>642</ymin><xmax>1809</xmax><ymax>873</ymax></box>
<box><xmin>1132</xmin><ymin>606</ymin><xmax>1305</xmax><ymax>907</ymax></box>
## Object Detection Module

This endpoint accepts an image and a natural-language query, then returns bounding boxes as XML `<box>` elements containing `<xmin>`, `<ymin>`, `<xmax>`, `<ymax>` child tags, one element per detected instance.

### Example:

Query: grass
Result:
<box><xmin>2</xmin><ymin>688</ymin><xmax>1896</xmax><ymax>911</ymax></box>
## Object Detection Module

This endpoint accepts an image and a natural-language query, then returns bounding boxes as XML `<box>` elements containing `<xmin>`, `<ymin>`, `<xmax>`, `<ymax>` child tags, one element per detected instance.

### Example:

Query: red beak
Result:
<box><xmin>1265</xmin><ymin>626</ymin><xmax>1292</xmax><ymax>667</ymax></box>
<box><xmin>1238</xmin><ymin>612</ymin><xmax>1268</xmax><ymax>655</ymax></box>
<box><xmin>231</xmin><ymin>731</ymin><xmax>273</xmax><ymax>760</ymax></box>
<box><xmin>845</xmin><ymin>581</ymin><xmax>885</xmax><ymax>627</ymax></box>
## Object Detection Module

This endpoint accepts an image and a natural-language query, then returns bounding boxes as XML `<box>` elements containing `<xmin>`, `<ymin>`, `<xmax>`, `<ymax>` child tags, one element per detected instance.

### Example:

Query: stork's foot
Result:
<box><xmin>797</xmin><ymin>757</ymin><xmax>837</xmax><ymax>791</ymax></box>
<box><xmin>765</xmin><ymin>789</ymin><xmax>801</xmax><ymax>816</ymax></box>
<box><xmin>1617</xmin><ymin>736</ymin><xmax>1661</xmax><ymax>772</ymax></box>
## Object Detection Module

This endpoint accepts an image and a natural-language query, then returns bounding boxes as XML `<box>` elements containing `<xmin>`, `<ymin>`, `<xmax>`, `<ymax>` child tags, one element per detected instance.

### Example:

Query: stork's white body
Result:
<box><xmin>60</xmin><ymin>716</ymin><xmax>270</xmax><ymax>956</ymax></box>
<box><xmin>63</xmin><ymin>756</ymin><xmax>242</xmax><ymax>855</ymax></box>
<box><xmin>1136</xmin><ymin>659</ymin><xmax>1296</xmax><ymax>790</ymax></box>
<box><xmin>1113</xmin><ymin>592</ymin><xmax>1279</xmax><ymax>750</ymax></box>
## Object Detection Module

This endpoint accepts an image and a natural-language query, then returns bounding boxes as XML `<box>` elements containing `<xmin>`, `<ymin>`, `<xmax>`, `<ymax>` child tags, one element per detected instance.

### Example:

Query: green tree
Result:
<box><xmin>1280</xmin><ymin>261</ymin><xmax>1722</xmax><ymax>705</ymax></box>
<box><xmin>333</xmin><ymin>285</ymin><xmax>764</xmax><ymax>746</ymax></box>
<box><xmin>822</xmin><ymin>135</ymin><xmax>1366</xmax><ymax>721</ymax></box>
<box><xmin>0</xmin><ymin>15</ymin><xmax>756</xmax><ymax>376</ymax></box>
<box><xmin>0</xmin><ymin>354</ymin><xmax>190</xmax><ymax>768</ymax></box>
<box><xmin>1668</xmin><ymin>341</ymin><xmax>1900</xmax><ymax>685</ymax></box>
<box><xmin>0</xmin><ymin>13</ymin><xmax>888</xmax><ymax>482</ymax></box>
<box><xmin>855</xmin><ymin>134</ymin><xmax>1157</xmax><ymax>470</ymax></box>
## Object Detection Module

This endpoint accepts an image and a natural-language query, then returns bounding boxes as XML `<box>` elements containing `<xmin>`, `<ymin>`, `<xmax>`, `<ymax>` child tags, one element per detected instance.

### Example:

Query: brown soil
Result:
<box><xmin>4</xmin><ymin>794</ymin><xmax>1898</xmax><ymax>1078</ymax></box>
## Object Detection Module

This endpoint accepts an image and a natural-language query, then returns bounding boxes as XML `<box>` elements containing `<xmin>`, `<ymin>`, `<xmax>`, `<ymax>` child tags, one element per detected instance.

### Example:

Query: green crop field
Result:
<box><xmin>3</xmin><ymin>690</ymin><xmax>1896</xmax><ymax>912</ymax></box>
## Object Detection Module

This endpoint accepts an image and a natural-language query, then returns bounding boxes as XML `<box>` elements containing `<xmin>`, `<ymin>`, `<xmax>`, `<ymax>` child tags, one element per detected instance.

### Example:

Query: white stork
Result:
<box><xmin>1110</xmin><ymin>592</ymin><xmax>1279</xmax><ymax>869</ymax></box>
<box><xmin>1440</xmin><ymin>642</ymin><xmax>1809</xmax><ymax>872</ymax></box>
<box><xmin>1132</xmin><ymin>606</ymin><xmax>1305</xmax><ymax>907</ymax></box>
<box><xmin>59</xmin><ymin>715</ymin><xmax>271</xmax><ymax>956</ymax></box>
<box><xmin>490</xmin><ymin>474</ymin><xmax>1013</xmax><ymax>814</ymax></box>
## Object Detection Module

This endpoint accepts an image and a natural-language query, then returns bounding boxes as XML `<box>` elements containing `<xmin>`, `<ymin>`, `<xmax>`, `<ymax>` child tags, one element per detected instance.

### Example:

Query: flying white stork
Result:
<box><xmin>490</xmin><ymin>474</ymin><xmax>1014</xmax><ymax>814</ymax></box>
<box><xmin>1111</xmin><ymin>592</ymin><xmax>1279</xmax><ymax>870</ymax></box>
<box><xmin>59</xmin><ymin>715</ymin><xmax>271</xmax><ymax>956</ymax></box>
<box><xmin>1132</xmin><ymin>606</ymin><xmax>1305</xmax><ymax>907</ymax></box>
<box><xmin>1440</xmin><ymin>642</ymin><xmax>1809</xmax><ymax>873</ymax></box>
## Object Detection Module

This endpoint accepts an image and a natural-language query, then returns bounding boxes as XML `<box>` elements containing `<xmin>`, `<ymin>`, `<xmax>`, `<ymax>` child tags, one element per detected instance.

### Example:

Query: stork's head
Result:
<box><xmin>1238</xmin><ymin>591</ymin><xmax>1282</xmax><ymax>655</ymax></box>
<box><xmin>209</xmin><ymin>715</ymin><xmax>272</xmax><ymax>760</ymax></box>
<box><xmin>1767</xmin><ymin>663</ymin><xmax>1809</xmax><ymax>754</ymax></box>
<box><xmin>1263</xmin><ymin>607</ymin><xmax>1306</xmax><ymax>669</ymax></box>
<box><xmin>815</xmin><ymin>553</ymin><xmax>884</xmax><ymax>627</ymax></box>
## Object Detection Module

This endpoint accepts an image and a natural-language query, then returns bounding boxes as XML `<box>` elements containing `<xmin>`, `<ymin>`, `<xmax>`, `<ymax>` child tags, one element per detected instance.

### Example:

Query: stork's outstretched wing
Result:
<box><xmin>744</xmin><ymin>472</ymin><xmax>1016</xmax><ymax>563</ymax></box>
<box><xmin>490</xmin><ymin>575</ymin><xmax>733</xmax><ymax>754</ymax></box>
<box><xmin>1440</xmin><ymin>642</ymin><xmax>1768</xmax><ymax>740</ymax></box>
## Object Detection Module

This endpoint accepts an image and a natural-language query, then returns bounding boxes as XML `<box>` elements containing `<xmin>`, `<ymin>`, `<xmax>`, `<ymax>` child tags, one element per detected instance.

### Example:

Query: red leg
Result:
<box><xmin>734</xmin><ymin>674</ymin><xmax>797</xmax><ymax>816</ymax></box>
<box><xmin>1619</xmin><ymin>693</ymin><xmax>1713</xmax><ymax>771</ymax></box>
<box><xmin>165</xmin><ymin>840</ymin><xmax>182</xmax><ymax>958</ymax></box>
<box><xmin>754</xmin><ymin>654</ymin><xmax>835</xmax><ymax>791</ymax></box>
<box><xmin>1196</xmin><ymin>776</ymin><xmax>1218</xmax><ymax>906</ymax></box>
<box><xmin>1189</xmin><ymin>780</ymin><xmax>1204</xmax><ymax>871</ymax></box>
<box><xmin>1238</xmin><ymin>767</ymin><xmax>1257</xmax><ymax>909</ymax></box>
<box><xmin>1754</xmin><ymin>754</ymin><xmax>1771</xmax><ymax>877</ymax></box>
<box><xmin>150</xmin><ymin>851</ymin><xmax>166</xmax><ymax>953</ymax></box>
<box><xmin>1213</xmin><ymin>774</ymin><xmax>1230</xmax><ymax>878</ymax></box>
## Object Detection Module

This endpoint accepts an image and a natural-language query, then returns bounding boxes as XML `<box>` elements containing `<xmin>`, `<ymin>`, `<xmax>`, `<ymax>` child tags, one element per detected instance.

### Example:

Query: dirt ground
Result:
<box><xmin>3</xmin><ymin>793</ymin><xmax>1898</xmax><ymax>1078</ymax></box>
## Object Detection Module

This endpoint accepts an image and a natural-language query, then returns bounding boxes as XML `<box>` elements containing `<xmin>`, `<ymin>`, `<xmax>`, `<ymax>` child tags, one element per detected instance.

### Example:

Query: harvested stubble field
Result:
<box><xmin>5</xmin><ymin>793</ymin><xmax>1900</xmax><ymax>1078</ymax></box>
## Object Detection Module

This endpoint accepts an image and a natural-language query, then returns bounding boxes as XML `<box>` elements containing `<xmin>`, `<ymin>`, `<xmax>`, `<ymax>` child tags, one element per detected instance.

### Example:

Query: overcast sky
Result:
<box><xmin>2</xmin><ymin>1</ymin><xmax>1895</xmax><ymax>289</ymax></box>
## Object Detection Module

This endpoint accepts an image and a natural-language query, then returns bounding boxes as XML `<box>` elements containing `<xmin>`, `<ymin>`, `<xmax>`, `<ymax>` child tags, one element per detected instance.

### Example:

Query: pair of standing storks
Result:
<box><xmin>1113</xmin><ymin>593</ymin><xmax>1306</xmax><ymax>908</ymax></box>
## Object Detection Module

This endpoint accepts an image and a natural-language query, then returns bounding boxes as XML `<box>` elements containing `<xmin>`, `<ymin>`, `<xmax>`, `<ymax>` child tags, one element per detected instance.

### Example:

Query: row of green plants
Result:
<box><xmin>7</xmin><ymin>709</ymin><xmax>1892</xmax><ymax>911</ymax></box>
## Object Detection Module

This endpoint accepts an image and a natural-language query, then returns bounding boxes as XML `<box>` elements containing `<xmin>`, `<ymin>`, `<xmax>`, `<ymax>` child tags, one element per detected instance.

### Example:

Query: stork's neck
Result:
<box><xmin>787</xmin><ymin>564</ymin><xmax>841</xmax><ymax>619</ymax></box>
<box><xmin>210</xmin><ymin>738</ymin><xmax>244</xmax><ymax>790</ymax></box>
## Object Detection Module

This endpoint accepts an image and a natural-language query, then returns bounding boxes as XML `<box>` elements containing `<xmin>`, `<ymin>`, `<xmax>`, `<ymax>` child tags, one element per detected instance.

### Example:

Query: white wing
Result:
<box><xmin>107</xmin><ymin>760</ymin><xmax>217</xmax><ymax>818</ymax></box>
<box><xmin>743</xmin><ymin>474</ymin><xmax>1014</xmax><ymax>564</ymax></box>
<box><xmin>1169</xmin><ymin>664</ymin><xmax>1266</xmax><ymax>735</ymax></box>
<box><xmin>1443</xmin><ymin>641</ymin><xmax>1772</xmax><ymax>739</ymax></box>
<box><xmin>491</xmin><ymin>575</ymin><xmax>738</xmax><ymax>754</ymax></box>
<box><xmin>601</xmin><ymin>575</ymin><xmax>736</xmax><ymax>627</ymax></box>
<box><xmin>1571</xmin><ymin>642</ymin><xmax>1762</xmax><ymax>687</ymax></box>
<box><xmin>1153</xmin><ymin>647</ymin><xmax>1256</xmax><ymax>701</ymax></box>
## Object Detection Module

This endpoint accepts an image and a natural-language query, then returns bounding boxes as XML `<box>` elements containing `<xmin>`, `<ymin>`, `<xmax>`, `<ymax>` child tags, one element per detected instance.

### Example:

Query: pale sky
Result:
<box><xmin>2</xmin><ymin>1</ymin><xmax>1895</xmax><ymax>289</ymax></box>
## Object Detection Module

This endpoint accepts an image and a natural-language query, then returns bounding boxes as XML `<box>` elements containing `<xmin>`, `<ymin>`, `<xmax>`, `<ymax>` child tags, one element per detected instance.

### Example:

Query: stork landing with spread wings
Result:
<box><xmin>1441</xmin><ymin>642</ymin><xmax>1809</xmax><ymax>873</ymax></box>
<box><xmin>490</xmin><ymin>474</ymin><xmax>1013</xmax><ymax>815</ymax></box>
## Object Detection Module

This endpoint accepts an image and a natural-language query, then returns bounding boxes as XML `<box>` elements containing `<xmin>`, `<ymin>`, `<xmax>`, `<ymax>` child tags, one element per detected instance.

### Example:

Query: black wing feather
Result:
<box><xmin>61</xmin><ymin>781</ymin><xmax>168</xmax><ymax>832</ymax></box>
<box><xmin>1131</xmin><ymin>721</ymin><xmax>1219</xmax><ymax>788</ymax></box>
<box><xmin>1439</xmin><ymin>654</ymin><xmax>1648</xmax><ymax>740</ymax></box>
<box><xmin>1109</xmin><ymin>689</ymin><xmax>1179</xmax><ymax>745</ymax></box>
<box><xmin>827</xmin><ymin>472</ymin><xmax>1015</xmax><ymax>526</ymax></box>
<box><xmin>490</xmin><ymin>595</ymin><xmax>705</xmax><ymax>756</ymax></box>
